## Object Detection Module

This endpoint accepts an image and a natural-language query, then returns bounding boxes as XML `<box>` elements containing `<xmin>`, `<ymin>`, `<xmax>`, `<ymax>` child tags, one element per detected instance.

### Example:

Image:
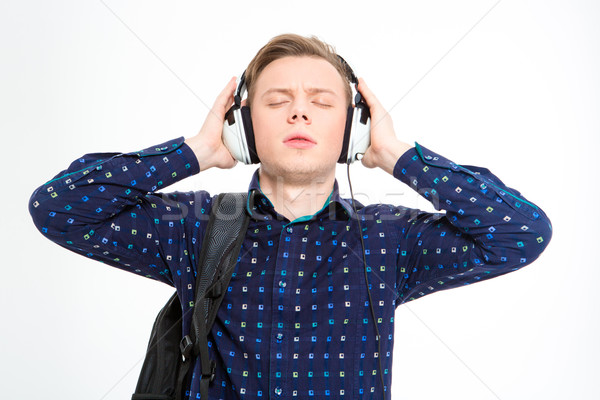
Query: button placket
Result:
<box><xmin>270</xmin><ymin>223</ymin><xmax>295</xmax><ymax>398</ymax></box>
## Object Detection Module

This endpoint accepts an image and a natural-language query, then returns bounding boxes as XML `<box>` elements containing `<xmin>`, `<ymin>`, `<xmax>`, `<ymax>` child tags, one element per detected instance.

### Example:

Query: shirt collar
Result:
<box><xmin>245</xmin><ymin>168</ymin><xmax>354</xmax><ymax>222</ymax></box>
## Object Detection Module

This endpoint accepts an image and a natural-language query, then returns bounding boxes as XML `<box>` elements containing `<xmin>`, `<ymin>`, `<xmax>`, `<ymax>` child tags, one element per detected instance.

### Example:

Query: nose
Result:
<box><xmin>287</xmin><ymin>99</ymin><xmax>311</xmax><ymax>124</ymax></box>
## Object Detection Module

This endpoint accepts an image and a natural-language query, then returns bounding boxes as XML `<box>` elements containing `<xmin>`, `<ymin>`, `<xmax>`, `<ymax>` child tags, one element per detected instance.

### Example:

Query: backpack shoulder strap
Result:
<box><xmin>177</xmin><ymin>191</ymin><xmax>250</xmax><ymax>400</ymax></box>
<box><xmin>194</xmin><ymin>192</ymin><xmax>250</xmax><ymax>326</ymax></box>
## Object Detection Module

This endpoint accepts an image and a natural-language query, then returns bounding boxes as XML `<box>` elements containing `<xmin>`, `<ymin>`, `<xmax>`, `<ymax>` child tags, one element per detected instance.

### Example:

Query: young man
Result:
<box><xmin>29</xmin><ymin>34</ymin><xmax>552</xmax><ymax>399</ymax></box>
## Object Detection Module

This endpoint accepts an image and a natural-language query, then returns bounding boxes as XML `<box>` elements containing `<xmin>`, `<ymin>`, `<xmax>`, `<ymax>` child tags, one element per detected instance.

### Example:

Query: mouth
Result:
<box><xmin>283</xmin><ymin>138</ymin><xmax>317</xmax><ymax>149</ymax></box>
<box><xmin>283</xmin><ymin>132</ymin><xmax>316</xmax><ymax>144</ymax></box>
<box><xmin>283</xmin><ymin>133</ymin><xmax>317</xmax><ymax>149</ymax></box>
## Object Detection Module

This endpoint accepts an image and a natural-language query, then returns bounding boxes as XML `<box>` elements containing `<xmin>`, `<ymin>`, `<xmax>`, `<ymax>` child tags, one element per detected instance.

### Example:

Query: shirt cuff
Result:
<box><xmin>124</xmin><ymin>136</ymin><xmax>201</xmax><ymax>189</ymax></box>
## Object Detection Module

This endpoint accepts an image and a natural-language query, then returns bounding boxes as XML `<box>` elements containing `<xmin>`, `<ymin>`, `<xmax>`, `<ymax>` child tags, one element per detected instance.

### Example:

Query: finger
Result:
<box><xmin>357</xmin><ymin>77</ymin><xmax>381</xmax><ymax>109</ymax></box>
<box><xmin>206</xmin><ymin>79</ymin><xmax>237</xmax><ymax>125</ymax></box>
<box><xmin>214</xmin><ymin>77</ymin><xmax>237</xmax><ymax>110</ymax></box>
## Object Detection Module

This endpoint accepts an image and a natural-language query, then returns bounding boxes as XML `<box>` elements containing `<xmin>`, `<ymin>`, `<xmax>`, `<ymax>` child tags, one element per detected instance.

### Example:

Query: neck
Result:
<box><xmin>258</xmin><ymin>167</ymin><xmax>335</xmax><ymax>222</ymax></box>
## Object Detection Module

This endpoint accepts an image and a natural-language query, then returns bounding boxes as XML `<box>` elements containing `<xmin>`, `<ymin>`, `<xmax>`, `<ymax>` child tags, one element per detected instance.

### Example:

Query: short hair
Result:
<box><xmin>244</xmin><ymin>33</ymin><xmax>353</xmax><ymax>109</ymax></box>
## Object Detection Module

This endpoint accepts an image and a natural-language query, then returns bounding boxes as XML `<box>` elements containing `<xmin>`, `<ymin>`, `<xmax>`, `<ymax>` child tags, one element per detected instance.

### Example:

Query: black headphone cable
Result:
<box><xmin>346</xmin><ymin>161</ymin><xmax>386</xmax><ymax>395</ymax></box>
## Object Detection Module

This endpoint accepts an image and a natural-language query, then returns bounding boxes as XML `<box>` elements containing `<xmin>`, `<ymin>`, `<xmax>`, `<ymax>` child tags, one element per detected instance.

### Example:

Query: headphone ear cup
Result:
<box><xmin>240</xmin><ymin>106</ymin><xmax>260</xmax><ymax>164</ymax></box>
<box><xmin>222</xmin><ymin>105</ymin><xmax>247</xmax><ymax>164</ymax></box>
<box><xmin>338</xmin><ymin>105</ymin><xmax>354</xmax><ymax>163</ymax></box>
<box><xmin>348</xmin><ymin>103</ymin><xmax>371</xmax><ymax>163</ymax></box>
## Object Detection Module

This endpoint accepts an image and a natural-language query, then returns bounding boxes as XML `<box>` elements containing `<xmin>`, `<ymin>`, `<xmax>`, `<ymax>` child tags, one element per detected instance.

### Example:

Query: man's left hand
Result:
<box><xmin>356</xmin><ymin>77</ymin><xmax>413</xmax><ymax>175</ymax></box>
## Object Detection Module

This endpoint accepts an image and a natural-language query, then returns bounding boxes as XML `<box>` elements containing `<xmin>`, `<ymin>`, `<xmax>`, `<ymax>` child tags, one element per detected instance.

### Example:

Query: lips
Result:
<box><xmin>283</xmin><ymin>132</ymin><xmax>317</xmax><ymax>150</ymax></box>
<box><xmin>283</xmin><ymin>132</ymin><xmax>316</xmax><ymax>144</ymax></box>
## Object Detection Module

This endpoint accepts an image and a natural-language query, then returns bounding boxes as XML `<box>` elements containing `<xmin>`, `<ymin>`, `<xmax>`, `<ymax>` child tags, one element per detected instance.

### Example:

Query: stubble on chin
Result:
<box><xmin>260</xmin><ymin>155</ymin><xmax>335</xmax><ymax>187</ymax></box>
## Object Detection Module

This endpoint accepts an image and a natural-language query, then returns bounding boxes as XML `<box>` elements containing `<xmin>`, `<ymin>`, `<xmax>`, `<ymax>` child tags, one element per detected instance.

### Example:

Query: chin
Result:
<box><xmin>261</xmin><ymin>154</ymin><xmax>336</xmax><ymax>183</ymax></box>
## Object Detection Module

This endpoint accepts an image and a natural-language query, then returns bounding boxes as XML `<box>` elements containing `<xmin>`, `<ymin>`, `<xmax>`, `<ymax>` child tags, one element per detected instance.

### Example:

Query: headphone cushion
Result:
<box><xmin>338</xmin><ymin>105</ymin><xmax>354</xmax><ymax>163</ymax></box>
<box><xmin>241</xmin><ymin>106</ymin><xmax>260</xmax><ymax>164</ymax></box>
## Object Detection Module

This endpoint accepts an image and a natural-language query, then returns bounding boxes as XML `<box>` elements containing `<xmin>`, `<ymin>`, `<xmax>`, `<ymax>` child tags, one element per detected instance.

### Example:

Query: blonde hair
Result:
<box><xmin>244</xmin><ymin>33</ymin><xmax>353</xmax><ymax>109</ymax></box>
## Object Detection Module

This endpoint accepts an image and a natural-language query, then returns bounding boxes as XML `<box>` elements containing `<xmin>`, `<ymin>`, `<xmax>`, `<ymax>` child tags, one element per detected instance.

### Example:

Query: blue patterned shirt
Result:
<box><xmin>28</xmin><ymin>136</ymin><xmax>552</xmax><ymax>399</ymax></box>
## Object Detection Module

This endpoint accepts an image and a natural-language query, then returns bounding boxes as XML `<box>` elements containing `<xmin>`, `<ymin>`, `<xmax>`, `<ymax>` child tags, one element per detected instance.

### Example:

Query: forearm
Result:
<box><xmin>375</xmin><ymin>139</ymin><xmax>414</xmax><ymax>175</ymax></box>
<box><xmin>184</xmin><ymin>135</ymin><xmax>219</xmax><ymax>171</ymax></box>
<box><xmin>391</xmin><ymin>143</ymin><xmax>553</xmax><ymax>303</ymax></box>
<box><xmin>395</xmin><ymin>142</ymin><xmax>552</xmax><ymax>266</ymax></box>
<box><xmin>28</xmin><ymin>136</ymin><xmax>204</xmax><ymax>284</ymax></box>
<box><xmin>29</xmin><ymin>136</ymin><xmax>200</xmax><ymax>239</ymax></box>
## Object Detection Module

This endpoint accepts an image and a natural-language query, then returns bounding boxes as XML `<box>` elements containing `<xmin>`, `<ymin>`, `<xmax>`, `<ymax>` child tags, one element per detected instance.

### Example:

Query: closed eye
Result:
<box><xmin>267</xmin><ymin>101</ymin><xmax>332</xmax><ymax>108</ymax></box>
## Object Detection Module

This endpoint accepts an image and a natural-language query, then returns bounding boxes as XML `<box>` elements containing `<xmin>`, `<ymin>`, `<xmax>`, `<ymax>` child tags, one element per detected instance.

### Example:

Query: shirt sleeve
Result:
<box><xmin>28</xmin><ymin>136</ymin><xmax>207</xmax><ymax>287</ymax></box>
<box><xmin>392</xmin><ymin>142</ymin><xmax>553</xmax><ymax>304</ymax></box>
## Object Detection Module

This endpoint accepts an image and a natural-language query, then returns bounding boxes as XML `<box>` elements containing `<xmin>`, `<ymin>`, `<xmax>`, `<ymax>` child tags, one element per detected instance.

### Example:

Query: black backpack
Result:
<box><xmin>132</xmin><ymin>192</ymin><xmax>250</xmax><ymax>400</ymax></box>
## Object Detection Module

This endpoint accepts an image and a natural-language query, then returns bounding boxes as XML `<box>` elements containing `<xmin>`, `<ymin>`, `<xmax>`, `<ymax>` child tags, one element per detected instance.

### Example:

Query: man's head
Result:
<box><xmin>245</xmin><ymin>34</ymin><xmax>352</xmax><ymax>110</ymax></box>
<box><xmin>244</xmin><ymin>34</ymin><xmax>354</xmax><ymax>184</ymax></box>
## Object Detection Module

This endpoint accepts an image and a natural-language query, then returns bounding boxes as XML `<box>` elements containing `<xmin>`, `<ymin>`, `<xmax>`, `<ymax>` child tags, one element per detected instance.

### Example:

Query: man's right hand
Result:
<box><xmin>185</xmin><ymin>77</ymin><xmax>239</xmax><ymax>171</ymax></box>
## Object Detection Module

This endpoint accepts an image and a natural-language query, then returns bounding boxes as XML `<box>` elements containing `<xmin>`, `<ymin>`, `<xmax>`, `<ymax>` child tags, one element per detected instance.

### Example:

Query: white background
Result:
<box><xmin>1</xmin><ymin>0</ymin><xmax>598</xmax><ymax>399</ymax></box>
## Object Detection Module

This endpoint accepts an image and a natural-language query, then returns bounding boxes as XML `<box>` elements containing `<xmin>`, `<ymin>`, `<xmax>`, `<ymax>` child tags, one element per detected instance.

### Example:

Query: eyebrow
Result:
<box><xmin>260</xmin><ymin>87</ymin><xmax>338</xmax><ymax>99</ymax></box>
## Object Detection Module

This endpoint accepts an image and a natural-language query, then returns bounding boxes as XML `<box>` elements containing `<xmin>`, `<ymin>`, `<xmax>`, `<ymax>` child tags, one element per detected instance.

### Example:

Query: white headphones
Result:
<box><xmin>222</xmin><ymin>55</ymin><xmax>371</xmax><ymax>164</ymax></box>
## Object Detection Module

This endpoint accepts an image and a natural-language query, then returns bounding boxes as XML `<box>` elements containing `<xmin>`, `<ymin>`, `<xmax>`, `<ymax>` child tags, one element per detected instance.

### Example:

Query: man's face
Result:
<box><xmin>250</xmin><ymin>56</ymin><xmax>349</xmax><ymax>184</ymax></box>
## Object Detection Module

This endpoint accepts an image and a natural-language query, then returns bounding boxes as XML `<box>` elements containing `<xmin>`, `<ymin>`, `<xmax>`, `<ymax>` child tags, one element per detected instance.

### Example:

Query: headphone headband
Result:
<box><xmin>337</xmin><ymin>54</ymin><xmax>358</xmax><ymax>84</ymax></box>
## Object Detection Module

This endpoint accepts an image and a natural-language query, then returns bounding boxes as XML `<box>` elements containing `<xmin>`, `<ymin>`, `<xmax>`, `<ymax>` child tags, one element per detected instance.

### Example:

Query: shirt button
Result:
<box><xmin>278</xmin><ymin>280</ymin><xmax>286</xmax><ymax>288</ymax></box>
<box><xmin>274</xmin><ymin>387</ymin><xmax>282</xmax><ymax>396</ymax></box>
<box><xmin>425</xmin><ymin>155</ymin><xmax>432</xmax><ymax>160</ymax></box>
<box><xmin>276</xmin><ymin>332</ymin><xmax>284</xmax><ymax>341</ymax></box>
<box><xmin>286</xmin><ymin>226</ymin><xmax>293</xmax><ymax>233</ymax></box>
